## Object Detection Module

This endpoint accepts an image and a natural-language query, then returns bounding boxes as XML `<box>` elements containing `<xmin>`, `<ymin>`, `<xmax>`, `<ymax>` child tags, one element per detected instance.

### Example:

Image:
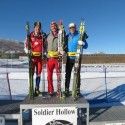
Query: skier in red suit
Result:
<box><xmin>24</xmin><ymin>21</ymin><xmax>46</xmax><ymax>96</ymax></box>
<box><xmin>46</xmin><ymin>22</ymin><xmax>59</xmax><ymax>96</ymax></box>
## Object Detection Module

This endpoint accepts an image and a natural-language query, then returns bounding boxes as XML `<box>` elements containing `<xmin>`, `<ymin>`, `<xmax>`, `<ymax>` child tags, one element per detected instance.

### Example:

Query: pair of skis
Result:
<box><xmin>25</xmin><ymin>22</ymin><xmax>34</xmax><ymax>99</ymax></box>
<box><xmin>57</xmin><ymin>20</ymin><xmax>87</xmax><ymax>100</ymax></box>
<box><xmin>72</xmin><ymin>20</ymin><xmax>86</xmax><ymax>100</ymax></box>
<box><xmin>57</xmin><ymin>21</ymin><xmax>65</xmax><ymax>99</ymax></box>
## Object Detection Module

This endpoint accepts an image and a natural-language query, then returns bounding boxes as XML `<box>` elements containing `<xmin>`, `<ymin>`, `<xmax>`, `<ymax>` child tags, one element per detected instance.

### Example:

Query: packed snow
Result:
<box><xmin>0</xmin><ymin>59</ymin><xmax>125</xmax><ymax>106</ymax></box>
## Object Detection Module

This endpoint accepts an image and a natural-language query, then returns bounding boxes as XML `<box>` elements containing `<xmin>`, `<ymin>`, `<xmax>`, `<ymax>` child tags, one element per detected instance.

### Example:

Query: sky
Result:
<box><xmin>0</xmin><ymin>0</ymin><xmax>125</xmax><ymax>54</ymax></box>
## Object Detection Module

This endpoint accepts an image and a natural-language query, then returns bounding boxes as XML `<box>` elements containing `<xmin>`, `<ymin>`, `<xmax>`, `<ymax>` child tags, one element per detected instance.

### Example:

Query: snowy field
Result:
<box><xmin>0</xmin><ymin>59</ymin><xmax>125</xmax><ymax>105</ymax></box>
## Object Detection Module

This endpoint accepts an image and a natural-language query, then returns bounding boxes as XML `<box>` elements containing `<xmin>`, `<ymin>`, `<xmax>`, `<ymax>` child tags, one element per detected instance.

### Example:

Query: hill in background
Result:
<box><xmin>1</xmin><ymin>39</ymin><xmax>125</xmax><ymax>64</ymax></box>
<box><xmin>0</xmin><ymin>39</ymin><xmax>24</xmax><ymax>53</ymax></box>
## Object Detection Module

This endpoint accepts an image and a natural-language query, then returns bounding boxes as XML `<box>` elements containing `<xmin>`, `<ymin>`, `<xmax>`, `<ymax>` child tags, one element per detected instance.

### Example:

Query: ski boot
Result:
<box><xmin>46</xmin><ymin>92</ymin><xmax>54</xmax><ymax>98</ymax></box>
<box><xmin>64</xmin><ymin>89</ymin><xmax>70</xmax><ymax>97</ymax></box>
<box><xmin>77</xmin><ymin>89</ymin><xmax>83</xmax><ymax>98</ymax></box>
<box><xmin>34</xmin><ymin>87</ymin><xmax>40</xmax><ymax>97</ymax></box>
<box><xmin>56</xmin><ymin>90</ymin><xmax>61</xmax><ymax>98</ymax></box>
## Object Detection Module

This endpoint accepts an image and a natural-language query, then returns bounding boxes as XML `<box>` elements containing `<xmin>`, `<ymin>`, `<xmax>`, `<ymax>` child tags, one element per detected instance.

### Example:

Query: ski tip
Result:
<box><xmin>26</xmin><ymin>21</ymin><xmax>29</xmax><ymax>25</ymax></box>
<box><xmin>79</xmin><ymin>20</ymin><xmax>85</xmax><ymax>34</ymax></box>
<box><xmin>58</xmin><ymin>20</ymin><xmax>63</xmax><ymax>25</ymax></box>
<box><xmin>81</xmin><ymin>18</ymin><xmax>85</xmax><ymax>23</ymax></box>
<box><xmin>25</xmin><ymin>21</ymin><xmax>30</xmax><ymax>31</ymax></box>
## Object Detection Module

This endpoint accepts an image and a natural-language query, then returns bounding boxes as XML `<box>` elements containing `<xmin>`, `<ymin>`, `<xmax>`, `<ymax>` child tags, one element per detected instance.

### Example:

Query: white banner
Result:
<box><xmin>0</xmin><ymin>116</ymin><xmax>5</xmax><ymax>125</ymax></box>
<box><xmin>32</xmin><ymin>107</ymin><xmax>77</xmax><ymax>125</ymax></box>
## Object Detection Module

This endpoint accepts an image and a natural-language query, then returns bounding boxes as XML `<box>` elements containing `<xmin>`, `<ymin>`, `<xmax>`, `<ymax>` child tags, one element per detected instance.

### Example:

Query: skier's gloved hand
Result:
<box><xmin>59</xmin><ymin>51</ymin><xmax>65</xmax><ymax>55</ymax></box>
<box><xmin>78</xmin><ymin>40</ymin><xmax>85</xmax><ymax>46</ymax></box>
<box><xmin>24</xmin><ymin>47</ymin><xmax>28</xmax><ymax>54</ymax></box>
<box><xmin>24</xmin><ymin>47</ymin><xmax>32</xmax><ymax>55</ymax></box>
<box><xmin>58</xmin><ymin>30</ymin><xmax>63</xmax><ymax>34</ymax></box>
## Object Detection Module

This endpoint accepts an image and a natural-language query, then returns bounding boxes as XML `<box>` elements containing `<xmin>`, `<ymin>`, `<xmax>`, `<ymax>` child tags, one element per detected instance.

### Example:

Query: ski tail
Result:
<box><xmin>41</xmin><ymin>60</ymin><xmax>46</xmax><ymax>92</ymax></box>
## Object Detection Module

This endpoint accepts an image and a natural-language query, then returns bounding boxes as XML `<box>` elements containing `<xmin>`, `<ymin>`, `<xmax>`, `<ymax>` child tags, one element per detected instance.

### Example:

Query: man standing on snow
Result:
<box><xmin>65</xmin><ymin>23</ymin><xmax>88</xmax><ymax>97</ymax></box>
<box><xmin>24</xmin><ymin>21</ymin><xmax>46</xmax><ymax>96</ymax></box>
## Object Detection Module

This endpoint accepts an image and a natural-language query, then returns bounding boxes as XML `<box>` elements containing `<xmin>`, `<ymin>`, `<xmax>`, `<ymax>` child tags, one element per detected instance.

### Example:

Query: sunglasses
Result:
<box><xmin>69</xmin><ymin>27</ymin><xmax>75</xmax><ymax>29</ymax></box>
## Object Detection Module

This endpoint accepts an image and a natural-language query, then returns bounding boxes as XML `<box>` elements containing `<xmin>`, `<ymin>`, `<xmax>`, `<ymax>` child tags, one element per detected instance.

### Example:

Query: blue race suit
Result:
<box><xmin>65</xmin><ymin>31</ymin><xmax>88</xmax><ymax>94</ymax></box>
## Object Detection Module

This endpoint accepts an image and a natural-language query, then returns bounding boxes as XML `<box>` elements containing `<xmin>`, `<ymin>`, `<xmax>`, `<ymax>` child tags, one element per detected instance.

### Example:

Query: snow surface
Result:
<box><xmin>0</xmin><ymin>59</ymin><xmax>125</xmax><ymax>107</ymax></box>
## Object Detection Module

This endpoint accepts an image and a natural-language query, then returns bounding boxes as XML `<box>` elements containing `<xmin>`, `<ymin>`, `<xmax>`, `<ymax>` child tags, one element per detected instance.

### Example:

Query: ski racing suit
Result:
<box><xmin>65</xmin><ymin>31</ymin><xmax>88</xmax><ymax>94</ymax></box>
<box><xmin>46</xmin><ymin>31</ymin><xmax>60</xmax><ymax>94</ymax></box>
<box><xmin>24</xmin><ymin>31</ymin><xmax>46</xmax><ymax>90</ymax></box>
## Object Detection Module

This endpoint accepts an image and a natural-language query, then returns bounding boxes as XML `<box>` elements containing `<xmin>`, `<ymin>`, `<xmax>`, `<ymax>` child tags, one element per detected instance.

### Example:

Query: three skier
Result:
<box><xmin>24</xmin><ymin>21</ymin><xmax>88</xmax><ymax>98</ymax></box>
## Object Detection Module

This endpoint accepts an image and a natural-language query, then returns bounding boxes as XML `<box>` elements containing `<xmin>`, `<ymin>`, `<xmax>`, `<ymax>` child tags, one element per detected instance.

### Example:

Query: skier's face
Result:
<box><xmin>51</xmin><ymin>25</ymin><xmax>58</xmax><ymax>33</ymax></box>
<box><xmin>69</xmin><ymin>27</ymin><xmax>76</xmax><ymax>34</ymax></box>
<box><xmin>34</xmin><ymin>25</ymin><xmax>41</xmax><ymax>34</ymax></box>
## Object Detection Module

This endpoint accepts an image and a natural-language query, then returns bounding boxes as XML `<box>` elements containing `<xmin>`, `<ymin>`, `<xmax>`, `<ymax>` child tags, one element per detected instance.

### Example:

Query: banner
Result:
<box><xmin>32</xmin><ymin>107</ymin><xmax>77</xmax><ymax>125</ymax></box>
<box><xmin>0</xmin><ymin>116</ymin><xmax>5</xmax><ymax>125</ymax></box>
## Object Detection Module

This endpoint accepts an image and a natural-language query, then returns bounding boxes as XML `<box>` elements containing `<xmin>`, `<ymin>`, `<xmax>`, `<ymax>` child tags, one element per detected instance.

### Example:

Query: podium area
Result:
<box><xmin>1</xmin><ymin>97</ymin><xmax>125</xmax><ymax>125</ymax></box>
<box><xmin>20</xmin><ymin>93</ymin><xmax>89</xmax><ymax>125</ymax></box>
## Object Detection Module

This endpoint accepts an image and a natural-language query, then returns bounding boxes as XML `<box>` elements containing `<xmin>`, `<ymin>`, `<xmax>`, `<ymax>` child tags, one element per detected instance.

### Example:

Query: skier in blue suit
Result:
<box><xmin>65</xmin><ymin>22</ymin><xmax>88</xmax><ymax>97</ymax></box>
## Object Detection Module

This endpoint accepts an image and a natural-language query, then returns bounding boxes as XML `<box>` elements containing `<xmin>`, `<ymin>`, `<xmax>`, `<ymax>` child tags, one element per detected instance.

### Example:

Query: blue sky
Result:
<box><xmin>0</xmin><ymin>0</ymin><xmax>125</xmax><ymax>53</ymax></box>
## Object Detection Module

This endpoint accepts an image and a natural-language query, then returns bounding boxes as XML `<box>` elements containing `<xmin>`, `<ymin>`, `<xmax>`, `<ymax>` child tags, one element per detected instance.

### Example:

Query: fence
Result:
<box><xmin>0</xmin><ymin>64</ymin><xmax>125</xmax><ymax>102</ymax></box>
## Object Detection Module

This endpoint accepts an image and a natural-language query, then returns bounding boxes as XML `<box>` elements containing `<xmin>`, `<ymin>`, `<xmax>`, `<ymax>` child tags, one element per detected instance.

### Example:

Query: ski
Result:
<box><xmin>25</xmin><ymin>22</ymin><xmax>34</xmax><ymax>99</ymax></box>
<box><xmin>41</xmin><ymin>32</ymin><xmax>47</xmax><ymax>97</ymax></box>
<box><xmin>72</xmin><ymin>20</ymin><xmax>86</xmax><ymax>100</ymax></box>
<box><xmin>40</xmin><ymin>60</ymin><xmax>47</xmax><ymax>98</ymax></box>
<box><xmin>57</xmin><ymin>21</ymin><xmax>65</xmax><ymax>98</ymax></box>
<box><xmin>41</xmin><ymin>60</ymin><xmax>46</xmax><ymax>92</ymax></box>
